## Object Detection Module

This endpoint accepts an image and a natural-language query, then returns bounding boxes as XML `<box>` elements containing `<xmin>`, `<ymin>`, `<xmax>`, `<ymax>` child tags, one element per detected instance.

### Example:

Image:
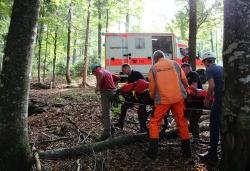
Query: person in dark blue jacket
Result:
<box><xmin>198</xmin><ymin>52</ymin><xmax>224</xmax><ymax>163</ymax></box>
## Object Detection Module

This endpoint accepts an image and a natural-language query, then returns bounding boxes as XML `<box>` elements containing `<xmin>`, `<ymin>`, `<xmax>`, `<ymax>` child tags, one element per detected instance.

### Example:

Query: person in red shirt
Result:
<box><xmin>92</xmin><ymin>64</ymin><xmax>120</xmax><ymax>141</ymax></box>
<box><xmin>181</xmin><ymin>48</ymin><xmax>190</xmax><ymax>63</ymax></box>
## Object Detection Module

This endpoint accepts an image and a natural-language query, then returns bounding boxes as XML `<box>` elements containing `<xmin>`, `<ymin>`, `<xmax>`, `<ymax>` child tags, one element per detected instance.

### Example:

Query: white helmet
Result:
<box><xmin>201</xmin><ymin>52</ymin><xmax>216</xmax><ymax>61</ymax></box>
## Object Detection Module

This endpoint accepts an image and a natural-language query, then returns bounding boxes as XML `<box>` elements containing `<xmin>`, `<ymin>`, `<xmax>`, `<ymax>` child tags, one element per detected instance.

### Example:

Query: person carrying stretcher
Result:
<box><xmin>114</xmin><ymin>64</ymin><xmax>149</xmax><ymax>133</ymax></box>
<box><xmin>181</xmin><ymin>63</ymin><xmax>203</xmax><ymax>139</ymax></box>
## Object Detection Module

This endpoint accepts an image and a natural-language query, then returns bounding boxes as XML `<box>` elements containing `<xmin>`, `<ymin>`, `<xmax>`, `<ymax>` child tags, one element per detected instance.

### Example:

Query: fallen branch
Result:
<box><xmin>39</xmin><ymin>133</ymin><xmax>147</xmax><ymax>160</ymax></box>
<box><xmin>39</xmin><ymin>125</ymin><xmax>209</xmax><ymax>160</ymax></box>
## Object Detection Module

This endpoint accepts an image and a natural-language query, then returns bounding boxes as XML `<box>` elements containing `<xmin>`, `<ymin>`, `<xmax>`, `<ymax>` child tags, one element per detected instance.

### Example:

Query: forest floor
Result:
<box><xmin>28</xmin><ymin>79</ymin><xmax>219</xmax><ymax>171</ymax></box>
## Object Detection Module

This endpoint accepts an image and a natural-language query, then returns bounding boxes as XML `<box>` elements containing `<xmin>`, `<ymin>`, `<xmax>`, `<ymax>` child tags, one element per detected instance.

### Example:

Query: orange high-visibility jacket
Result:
<box><xmin>148</xmin><ymin>58</ymin><xmax>188</xmax><ymax>104</ymax></box>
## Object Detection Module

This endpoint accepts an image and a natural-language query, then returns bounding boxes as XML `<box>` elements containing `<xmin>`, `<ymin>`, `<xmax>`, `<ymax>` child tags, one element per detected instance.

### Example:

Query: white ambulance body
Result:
<box><xmin>105</xmin><ymin>33</ymin><xmax>179</xmax><ymax>76</ymax></box>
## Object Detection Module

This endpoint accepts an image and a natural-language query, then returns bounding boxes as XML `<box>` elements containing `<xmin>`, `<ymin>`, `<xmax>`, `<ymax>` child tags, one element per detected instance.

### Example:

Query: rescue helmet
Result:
<box><xmin>201</xmin><ymin>52</ymin><xmax>216</xmax><ymax>61</ymax></box>
<box><xmin>91</xmin><ymin>63</ymin><xmax>101</xmax><ymax>73</ymax></box>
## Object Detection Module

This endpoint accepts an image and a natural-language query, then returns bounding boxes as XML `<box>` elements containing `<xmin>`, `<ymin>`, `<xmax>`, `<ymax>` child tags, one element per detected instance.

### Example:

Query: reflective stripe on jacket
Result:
<box><xmin>148</xmin><ymin>58</ymin><xmax>188</xmax><ymax>104</ymax></box>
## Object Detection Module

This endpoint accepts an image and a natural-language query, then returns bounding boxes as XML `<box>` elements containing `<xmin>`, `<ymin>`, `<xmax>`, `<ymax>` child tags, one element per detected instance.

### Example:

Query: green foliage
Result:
<box><xmin>72</xmin><ymin>61</ymin><xmax>83</xmax><ymax>77</ymax></box>
<box><xmin>1</xmin><ymin>0</ymin><xmax>144</xmax><ymax>81</ymax></box>
<box><xmin>0</xmin><ymin>0</ymin><xmax>13</xmax><ymax>59</ymax></box>
<box><xmin>166</xmin><ymin>0</ymin><xmax>223</xmax><ymax>61</ymax></box>
<box><xmin>56</xmin><ymin>61</ymin><xmax>66</xmax><ymax>75</ymax></box>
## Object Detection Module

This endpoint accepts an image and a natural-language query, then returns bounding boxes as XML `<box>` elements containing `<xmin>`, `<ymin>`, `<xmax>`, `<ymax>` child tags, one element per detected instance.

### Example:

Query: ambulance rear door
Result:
<box><xmin>127</xmin><ymin>34</ymin><xmax>153</xmax><ymax>75</ymax></box>
<box><xmin>105</xmin><ymin>33</ymin><xmax>128</xmax><ymax>75</ymax></box>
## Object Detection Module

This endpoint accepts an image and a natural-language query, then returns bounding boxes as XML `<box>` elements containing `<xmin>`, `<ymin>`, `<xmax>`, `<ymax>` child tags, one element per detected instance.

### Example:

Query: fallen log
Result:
<box><xmin>39</xmin><ymin>125</ymin><xmax>209</xmax><ymax>160</ymax></box>
<box><xmin>39</xmin><ymin>133</ymin><xmax>147</xmax><ymax>160</ymax></box>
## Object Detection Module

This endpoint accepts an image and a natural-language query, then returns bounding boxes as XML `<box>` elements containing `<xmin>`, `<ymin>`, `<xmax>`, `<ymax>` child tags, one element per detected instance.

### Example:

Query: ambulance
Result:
<box><xmin>104</xmin><ymin>32</ymin><xmax>204</xmax><ymax>78</ymax></box>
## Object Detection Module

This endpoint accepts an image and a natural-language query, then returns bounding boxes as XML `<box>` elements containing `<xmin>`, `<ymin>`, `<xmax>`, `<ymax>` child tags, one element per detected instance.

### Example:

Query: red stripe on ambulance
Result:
<box><xmin>106</xmin><ymin>57</ymin><xmax>152</xmax><ymax>66</ymax></box>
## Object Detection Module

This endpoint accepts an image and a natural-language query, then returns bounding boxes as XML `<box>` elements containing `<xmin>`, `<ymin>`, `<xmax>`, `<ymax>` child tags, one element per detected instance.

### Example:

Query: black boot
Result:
<box><xmin>181</xmin><ymin>139</ymin><xmax>192</xmax><ymax>157</ymax></box>
<box><xmin>138</xmin><ymin>105</ymin><xmax>148</xmax><ymax>133</ymax></box>
<box><xmin>146</xmin><ymin>138</ymin><xmax>158</xmax><ymax>160</ymax></box>
<box><xmin>199</xmin><ymin>148</ymin><xmax>219</xmax><ymax>163</ymax></box>
<box><xmin>114</xmin><ymin>113</ymin><xmax>126</xmax><ymax>129</ymax></box>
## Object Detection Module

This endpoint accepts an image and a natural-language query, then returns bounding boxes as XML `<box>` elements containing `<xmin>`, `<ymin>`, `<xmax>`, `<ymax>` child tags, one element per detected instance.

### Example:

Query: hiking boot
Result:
<box><xmin>199</xmin><ymin>151</ymin><xmax>219</xmax><ymax>164</ymax></box>
<box><xmin>139</xmin><ymin>126</ymin><xmax>148</xmax><ymax>133</ymax></box>
<box><xmin>181</xmin><ymin>139</ymin><xmax>192</xmax><ymax>157</ymax></box>
<box><xmin>146</xmin><ymin>138</ymin><xmax>158</xmax><ymax>160</ymax></box>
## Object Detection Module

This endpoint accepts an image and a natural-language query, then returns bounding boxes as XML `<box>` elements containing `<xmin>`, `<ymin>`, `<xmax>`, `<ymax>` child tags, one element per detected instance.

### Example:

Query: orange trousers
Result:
<box><xmin>149</xmin><ymin>99</ymin><xmax>190</xmax><ymax>140</ymax></box>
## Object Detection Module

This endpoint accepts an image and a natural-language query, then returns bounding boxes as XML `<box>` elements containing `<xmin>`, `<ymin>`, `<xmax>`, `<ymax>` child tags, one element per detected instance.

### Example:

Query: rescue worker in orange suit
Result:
<box><xmin>114</xmin><ymin>64</ymin><xmax>148</xmax><ymax>133</ymax></box>
<box><xmin>181</xmin><ymin>63</ymin><xmax>203</xmax><ymax>139</ymax></box>
<box><xmin>146</xmin><ymin>50</ymin><xmax>191</xmax><ymax>159</ymax></box>
<box><xmin>92</xmin><ymin>64</ymin><xmax>120</xmax><ymax>141</ymax></box>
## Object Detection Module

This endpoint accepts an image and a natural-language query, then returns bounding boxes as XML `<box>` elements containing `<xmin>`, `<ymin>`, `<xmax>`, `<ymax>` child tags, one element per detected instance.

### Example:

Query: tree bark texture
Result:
<box><xmin>0</xmin><ymin>0</ymin><xmax>40</xmax><ymax>170</ymax></box>
<box><xmin>188</xmin><ymin>0</ymin><xmax>197</xmax><ymax>70</ymax></box>
<box><xmin>220</xmin><ymin>0</ymin><xmax>250</xmax><ymax>170</ymax></box>
<box><xmin>82</xmin><ymin>0</ymin><xmax>91</xmax><ymax>87</ymax></box>
<box><xmin>66</xmin><ymin>3</ymin><xmax>72</xmax><ymax>84</ymax></box>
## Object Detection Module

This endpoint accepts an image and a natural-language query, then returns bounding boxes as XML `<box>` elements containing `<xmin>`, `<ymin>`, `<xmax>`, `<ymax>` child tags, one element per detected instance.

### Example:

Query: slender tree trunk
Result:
<box><xmin>220</xmin><ymin>0</ymin><xmax>250</xmax><ymax>170</ymax></box>
<box><xmin>0</xmin><ymin>57</ymin><xmax>2</xmax><ymax>74</ymax></box>
<box><xmin>51</xmin><ymin>27</ymin><xmax>58</xmax><ymax>88</ymax></box>
<box><xmin>215</xmin><ymin>30</ymin><xmax>218</xmax><ymax>64</ymax></box>
<box><xmin>97</xmin><ymin>5</ymin><xmax>102</xmax><ymax>61</ymax></box>
<box><xmin>82</xmin><ymin>0</ymin><xmax>91</xmax><ymax>87</ymax></box>
<box><xmin>72</xmin><ymin>38</ymin><xmax>77</xmax><ymax>64</ymax></box>
<box><xmin>106</xmin><ymin>9</ymin><xmax>109</xmax><ymax>33</ymax></box>
<box><xmin>210</xmin><ymin>31</ymin><xmax>214</xmax><ymax>52</ymax></box>
<box><xmin>43</xmin><ymin>27</ymin><xmax>49</xmax><ymax>82</ymax></box>
<box><xmin>0</xmin><ymin>0</ymin><xmax>40</xmax><ymax>170</ymax></box>
<box><xmin>37</xmin><ymin>23</ymin><xmax>43</xmax><ymax>83</ymax></box>
<box><xmin>125</xmin><ymin>13</ymin><xmax>129</xmax><ymax>32</ymax></box>
<box><xmin>66</xmin><ymin>3</ymin><xmax>72</xmax><ymax>84</ymax></box>
<box><xmin>188</xmin><ymin>0</ymin><xmax>197</xmax><ymax>70</ymax></box>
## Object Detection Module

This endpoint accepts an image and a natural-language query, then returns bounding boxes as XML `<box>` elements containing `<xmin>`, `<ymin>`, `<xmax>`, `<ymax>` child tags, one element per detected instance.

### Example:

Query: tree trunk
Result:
<box><xmin>210</xmin><ymin>31</ymin><xmax>214</xmax><ymax>52</ymax></box>
<box><xmin>37</xmin><ymin>23</ymin><xmax>43</xmax><ymax>83</ymax></box>
<box><xmin>66</xmin><ymin>3</ymin><xmax>72</xmax><ymax>84</ymax></box>
<box><xmin>43</xmin><ymin>27</ymin><xmax>49</xmax><ymax>82</ymax></box>
<box><xmin>72</xmin><ymin>38</ymin><xmax>77</xmax><ymax>64</ymax></box>
<box><xmin>0</xmin><ymin>0</ymin><xmax>40</xmax><ymax>170</ymax></box>
<box><xmin>215</xmin><ymin>30</ymin><xmax>218</xmax><ymax>64</ymax></box>
<box><xmin>220</xmin><ymin>0</ymin><xmax>250</xmax><ymax>170</ymax></box>
<box><xmin>0</xmin><ymin>57</ymin><xmax>2</xmax><ymax>74</ymax></box>
<box><xmin>188</xmin><ymin>0</ymin><xmax>197</xmax><ymax>70</ymax></box>
<box><xmin>125</xmin><ymin>13</ymin><xmax>129</xmax><ymax>32</ymax></box>
<box><xmin>51</xmin><ymin>27</ymin><xmax>58</xmax><ymax>88</ymax></box>
<box><xmin>82</xmin><ymin>0</ymin><xmax>91</xmax><ymax>87</ymax></box>
<box><xmin>106</xmin><ymin>9</ymin><xmax>109</xmax><ymax>33</ymax></box>
<box><xmin>97</xmin><ymin>4</ymin><xmax>102</xmax><ymax>61</ymax></box>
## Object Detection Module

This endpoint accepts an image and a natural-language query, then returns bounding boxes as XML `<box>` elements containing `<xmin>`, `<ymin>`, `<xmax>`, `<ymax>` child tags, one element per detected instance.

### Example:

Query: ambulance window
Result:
<box><xmin>135</xmin><ymin>38</ymin><xmax>145</xmax><ymax>49</ymax></box>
